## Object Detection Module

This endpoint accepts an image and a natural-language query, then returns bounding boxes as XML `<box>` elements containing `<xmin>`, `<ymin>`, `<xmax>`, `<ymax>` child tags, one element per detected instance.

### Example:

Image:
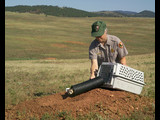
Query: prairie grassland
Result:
<box><xmin>5</xmin><ymin>12</ymin><xmax>155</xmax><ymax>60</ymax></box>
<box><xmin>5</xmin><ymin>58</ymin><xmax>90</xmax><ymax>108</ymax></box>
<box><xmin>126</xmin><ymin>53</ymin><xmax>155</xmax><ymax>98</ymax></box>
<box><xmin>5</xmin><ymin>12</ymin><xmax>155</xmax><ymax>119</ymax></box>
<box><xmin>5</xmin><ymin>53</ymin><xmax>155</xmax><ymax>108</ymax></box>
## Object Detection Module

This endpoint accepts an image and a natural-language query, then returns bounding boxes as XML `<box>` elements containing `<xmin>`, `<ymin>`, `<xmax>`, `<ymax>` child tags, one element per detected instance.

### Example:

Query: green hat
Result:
<box><xmin>91</xmin><ymin>21</ymin><xmax>107</xmax><ymax>37</ymax></box>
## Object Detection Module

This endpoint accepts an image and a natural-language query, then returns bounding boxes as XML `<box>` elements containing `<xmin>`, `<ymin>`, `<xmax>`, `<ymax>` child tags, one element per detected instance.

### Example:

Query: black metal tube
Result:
<box><xmin>68</xmin><ymin>77</ymin><xmax>104</xmax><ymax>96</ymax></box>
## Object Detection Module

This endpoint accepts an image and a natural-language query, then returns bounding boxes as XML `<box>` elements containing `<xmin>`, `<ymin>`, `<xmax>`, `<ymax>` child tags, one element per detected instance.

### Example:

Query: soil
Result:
<box><xmin>5</xmin><ymin>88</ymin><xmax>154</xmax><ymax>120</ymax></box>
<box><xmin>43</xmin><ymin>57</ymin><xmax>56</xmax><ymax>60</ymax></box>
<box><xmin>51</xmin><ymin>44</ymin><xmax>68</xmax><ymax>48</ymax></box>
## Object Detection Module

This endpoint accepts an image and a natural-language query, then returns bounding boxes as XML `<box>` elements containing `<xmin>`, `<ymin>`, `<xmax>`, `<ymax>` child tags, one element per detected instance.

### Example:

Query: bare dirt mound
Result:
<box><xmin>5</xmin><ymin>88</ymin><xmax>154</xmax><ymax>120</ymax></box>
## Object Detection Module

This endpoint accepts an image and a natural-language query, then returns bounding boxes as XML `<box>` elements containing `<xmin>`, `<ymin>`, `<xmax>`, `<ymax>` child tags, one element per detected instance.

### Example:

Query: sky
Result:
<box><xmin>5</xmin><ymin>0</ymin><xmax>155</xmax><ymax>13</ymax></box>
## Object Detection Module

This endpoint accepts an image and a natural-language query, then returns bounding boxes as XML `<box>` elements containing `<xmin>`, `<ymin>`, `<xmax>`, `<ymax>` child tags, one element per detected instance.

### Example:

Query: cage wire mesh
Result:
<box><xmin>98</xmin><ymin>62</ymin><xmax>145</xmax><ymax>94</ymax></box>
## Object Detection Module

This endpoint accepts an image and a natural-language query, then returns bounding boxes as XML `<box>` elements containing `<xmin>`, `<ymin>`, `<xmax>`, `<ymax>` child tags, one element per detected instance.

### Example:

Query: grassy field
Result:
<box><xmin>5</xmin><ymin>53</ymin><xmax>155</xmax><ymax>119</ymax></box>
<box><xmin>5</xmin><ymin>12</ymin><xmax>155</xmax><ymax>119</ymax></box>
<box><xmin>5</xmin><ymin>53</ymin><xmax>155</xmax><ymax>105</ymax></box>
<box><xmin>5</xmin><ymin>11</ymin><xmax>155</xmax><ymax>60</ymax></box>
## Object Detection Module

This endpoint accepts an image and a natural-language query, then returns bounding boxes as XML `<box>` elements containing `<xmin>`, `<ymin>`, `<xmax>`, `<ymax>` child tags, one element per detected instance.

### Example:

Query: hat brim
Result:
<box><xmin>91</xmin><ymin>31</ymin><xmax>104</xmax><ymax>37</ymax></box>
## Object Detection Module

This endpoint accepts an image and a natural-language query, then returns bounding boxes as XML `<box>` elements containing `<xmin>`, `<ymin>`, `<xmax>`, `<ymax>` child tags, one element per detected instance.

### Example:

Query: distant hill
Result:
<box><xmin>114</xmin><ymin>10</ymin><xmax>154</xmax><ymax>17</ymax></box>
<box><xmin>5</xmin><ymin>5</ymin><xmax>99</xmax><ymax>17</ymax></box>
<box><xmin>93</xmin><ymin>10</ymin><xmax>154</xmax><ymax>17</ymax></box>
<box><xmin>113</xmin><ymin>10</ymin><xmax>137</xmax><ymax>15</ymax></box>
<box><xmin>134</xmin><ymin>10</ymin><xmax>155</xmax><ymax>17</ymax></box>
<box><xmin>5</xmin><ymin>5</ymin><xmax>155</xmax><ymax>17</ymax></box>
<box><xmin>92</xmin><ymin>11</ymin><xmax>125</xmax><ymax>17</ymax></box>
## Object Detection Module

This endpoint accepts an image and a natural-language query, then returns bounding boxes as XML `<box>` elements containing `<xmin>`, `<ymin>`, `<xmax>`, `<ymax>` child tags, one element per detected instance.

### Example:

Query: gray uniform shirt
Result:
<box><xmin>89</xmin><ymin>34</ymin><xmax>128</xmax><ymax>67</ymax></box>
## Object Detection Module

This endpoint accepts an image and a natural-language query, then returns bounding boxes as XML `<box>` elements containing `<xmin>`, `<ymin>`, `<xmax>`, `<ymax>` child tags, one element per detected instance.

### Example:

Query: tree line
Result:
<box><xmin>5</xmin><ymin>5</ymin><xmax>100</xmax><ymax>17</ymax></box>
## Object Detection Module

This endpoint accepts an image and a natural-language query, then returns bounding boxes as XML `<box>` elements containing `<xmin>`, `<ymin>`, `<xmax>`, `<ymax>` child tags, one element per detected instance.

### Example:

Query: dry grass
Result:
<box><xmin>5</xmin><ymin>11</ymin><xmax>155</xmax><ymax>60</ymax></box>
<box><xmin>126</xmin><ymin>53</ymin><xmax>155</xmax><ymax>98</ymax></box>
<box><xmin>5</xmin><ymin>53</ymin><xmax>155</xmax><ymax>108</ymax></box>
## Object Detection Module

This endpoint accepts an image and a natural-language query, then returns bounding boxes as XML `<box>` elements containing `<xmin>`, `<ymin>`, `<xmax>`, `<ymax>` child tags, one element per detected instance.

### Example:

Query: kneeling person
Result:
<box><xmin>89</xmin><ymin>21</ymin><xmax>128</xmax><ymax>79</ymax></box>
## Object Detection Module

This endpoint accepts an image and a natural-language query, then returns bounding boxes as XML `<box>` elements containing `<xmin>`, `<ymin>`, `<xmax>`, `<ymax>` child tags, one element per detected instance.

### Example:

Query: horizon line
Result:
<box><xmin>5</xmin><ymin>5</ymin><xmax>155</xmax><ymax>13</ymax></box>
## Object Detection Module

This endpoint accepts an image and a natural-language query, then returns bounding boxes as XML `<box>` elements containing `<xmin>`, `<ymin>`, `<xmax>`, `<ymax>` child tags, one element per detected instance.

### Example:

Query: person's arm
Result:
<box><xmin>120</xmin><ymin>56</ymin><xmax>127</xmax><ymax>65</ymax></box>
<box><xmin>90</xmin><ymin>59</ymin><xmax>98</xmax><ymax>79</ymax></box>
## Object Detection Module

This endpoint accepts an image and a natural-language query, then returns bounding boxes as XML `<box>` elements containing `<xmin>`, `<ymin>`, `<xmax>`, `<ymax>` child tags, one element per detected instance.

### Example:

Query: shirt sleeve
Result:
<box><xmin>117</xmin><ymin>39</ymin><xmax>128</xmax><ymax>59</ymax></box>
<box><xmin>89</xmin><ymin>44</ymin><xmax>97</xmax><ymax>59</ymax></box>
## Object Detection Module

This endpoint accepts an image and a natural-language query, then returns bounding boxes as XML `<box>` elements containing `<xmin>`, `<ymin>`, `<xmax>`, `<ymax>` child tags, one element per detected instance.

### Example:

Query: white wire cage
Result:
<box><xmin>97</xmin><ymin>62</ymin><xmax>145</xmax><ymax>94</ymax></box>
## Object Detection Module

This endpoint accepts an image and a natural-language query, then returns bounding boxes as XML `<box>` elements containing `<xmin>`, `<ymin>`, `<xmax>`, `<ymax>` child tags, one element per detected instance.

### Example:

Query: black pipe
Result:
<box><xmin>68</xmin><ymin>77</ymin><xmax>104</xmax><ymax>96</ymax></box>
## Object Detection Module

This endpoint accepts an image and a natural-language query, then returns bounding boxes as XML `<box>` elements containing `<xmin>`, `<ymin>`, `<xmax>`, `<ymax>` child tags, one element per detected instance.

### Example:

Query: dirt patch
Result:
<box><xmin>65</xmin><ymin>41</ymin><xmax>89</xmax><ymax>46</ymax></box>
<box><xmin>5</xmin><ymin>88</ymin><xmax>154</xmax><ymax>120</ymax></box>
<box><xmin>69</xmin><ymin>50</ymin><xmax>80</xmax><ymax>53</ymax></box>
<box><xmin>43</xmin><ymin>57</ymin><xmax>56</xmax><ymax>60</ymax></box>
<box><xmin>51</xmin><ymin>43</ymin><xmax>68</xmax><ymax>48</ymax></box>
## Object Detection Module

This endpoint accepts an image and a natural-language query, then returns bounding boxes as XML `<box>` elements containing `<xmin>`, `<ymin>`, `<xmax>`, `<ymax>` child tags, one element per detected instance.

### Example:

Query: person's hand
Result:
<box><xmin>90</xmin><ymin>75</ymin><xmax>95</xmax><ymax>79</ymax></box>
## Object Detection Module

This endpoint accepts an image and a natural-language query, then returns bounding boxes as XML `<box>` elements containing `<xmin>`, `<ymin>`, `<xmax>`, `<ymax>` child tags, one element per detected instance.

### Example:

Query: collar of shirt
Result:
<box><xmin>96</xmin><ymin>34</ymin><xmax>112</xmax><ymax>48</ymax></box>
